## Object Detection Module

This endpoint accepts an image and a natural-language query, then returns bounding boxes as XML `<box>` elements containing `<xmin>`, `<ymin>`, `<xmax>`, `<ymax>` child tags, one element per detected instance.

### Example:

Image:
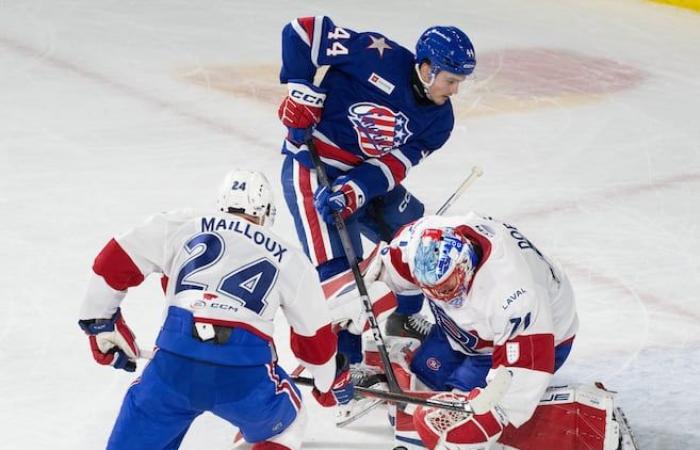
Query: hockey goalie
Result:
<box><xmin>324</xmin><ymin>212</ymin><xmax>639</xmax><ymax>450</ymax></box>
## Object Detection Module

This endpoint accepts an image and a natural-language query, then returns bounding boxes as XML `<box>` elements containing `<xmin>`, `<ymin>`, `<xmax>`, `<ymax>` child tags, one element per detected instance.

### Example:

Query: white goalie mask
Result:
<box><xmin>408</xmin><ymin>227</ymin><xmax>480</xmax><ymax>302</ymax></box>
<box><xmin>217</xmin><ymin>170</ymin><xmax>277</xmax><ymax>227</ymax></box>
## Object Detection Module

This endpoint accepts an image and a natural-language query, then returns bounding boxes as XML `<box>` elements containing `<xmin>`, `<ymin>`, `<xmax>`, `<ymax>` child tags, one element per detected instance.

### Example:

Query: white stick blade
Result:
<box><xmin>469</xmin><ymin>366</ymin><xmax>512</xmax><ymax>414</ymax></box>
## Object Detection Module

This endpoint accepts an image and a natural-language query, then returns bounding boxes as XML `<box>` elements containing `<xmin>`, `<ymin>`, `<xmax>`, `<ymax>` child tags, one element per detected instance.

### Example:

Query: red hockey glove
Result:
<box><xmin>313</xmin><ymin>176</ymin><xmax>367</xmax><ymax>223</ymax></box>
<box><xmin>78</xmin><ymin>308</ymin><xmax>140</xmax><ymax>372</ymax></box>
<box><xmin>312</xmin><ymin>354</ymin><xmax>355</xmax><ymax>407</ymax></box>
<box><xmin>414</xmin><ymin>388</ymin><xmax>508</xmax><ymax>449</ymax></box>
<box><xmin>278</xmin><ymin>80</ymin><xmax>326</xmax><ymax>145</ymax></box>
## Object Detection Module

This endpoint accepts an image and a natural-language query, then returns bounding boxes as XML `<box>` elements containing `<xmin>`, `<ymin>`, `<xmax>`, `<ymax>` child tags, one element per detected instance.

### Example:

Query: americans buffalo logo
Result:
<box><xmin>347</xmin><ymin>102</ymin><xmax>412</xmax><ymax>157</ymax></box>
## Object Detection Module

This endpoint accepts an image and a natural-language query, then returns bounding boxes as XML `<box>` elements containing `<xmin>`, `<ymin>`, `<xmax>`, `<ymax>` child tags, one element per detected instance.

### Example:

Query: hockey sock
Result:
<box><xmin>337</xmin><ymin>330</ymin><xmax>363</xmax><ymax>364</ymax></box>
<box><xmin>395</xmin><ymin>293</ymin><xmax>425</xmax><ymax>315</ymax></box>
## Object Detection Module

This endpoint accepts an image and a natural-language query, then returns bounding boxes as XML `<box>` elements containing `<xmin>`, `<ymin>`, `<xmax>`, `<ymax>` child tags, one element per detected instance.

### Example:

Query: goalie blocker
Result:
<box><xmin>390</xmin><ymin>382</ymin><xmax>639</xmax><ymax>450</ymax></box>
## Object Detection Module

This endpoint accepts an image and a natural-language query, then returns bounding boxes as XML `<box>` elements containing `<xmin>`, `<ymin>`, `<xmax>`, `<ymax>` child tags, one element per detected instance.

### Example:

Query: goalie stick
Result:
<box><xmin>142</xmin><ymin>342</ymin><xmax>510</xmax><ymax>445</ymax></box>
<box><xmin>294</xmin><ymin>366</ymin><xmax>512</xmax><ymax>415</ymax></box>
<box><xmin>435</xmin><ymin>165</ymin><xmax>483</xmax><ymax>215</ymax></box>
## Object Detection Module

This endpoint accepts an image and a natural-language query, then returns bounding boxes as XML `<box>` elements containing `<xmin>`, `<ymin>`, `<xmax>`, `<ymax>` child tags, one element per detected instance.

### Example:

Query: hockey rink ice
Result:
<box><xmin>1</xmin><ymin>0</ymin><xmax>698</xmax><ymax>448</ymax></box>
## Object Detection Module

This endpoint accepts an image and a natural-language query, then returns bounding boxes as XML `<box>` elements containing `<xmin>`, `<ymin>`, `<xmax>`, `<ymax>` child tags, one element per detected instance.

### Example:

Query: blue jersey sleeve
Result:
<box><xmin>345</xmin><ymin>108</ymin><xmax>454</xmax><ymax>200</ymax></box>
<box><xmin>280</xmin><ymin>16</ymin><xmax>368</xmax><ymax>83</ymax></box>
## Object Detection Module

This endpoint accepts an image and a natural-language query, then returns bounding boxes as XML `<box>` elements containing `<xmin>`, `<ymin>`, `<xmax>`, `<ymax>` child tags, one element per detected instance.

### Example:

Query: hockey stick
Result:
<box><xmin>436</xmin><ymin>165</ymin><xmax>484</xmax><ymax>215</ymax></box>
<box><xmin>293</xmin><ymin>366</ymin><xmax>512</xmax><ymax>415</ymax></box>
<box><xmin>139</xmin><ymin>347</ymin><xmax>155</xmax><ymax>360</ymax></box>
<box><xmin>306</xmin><ymin>137</ymin><xmax>403</xmax><ymax>395</ymax></box>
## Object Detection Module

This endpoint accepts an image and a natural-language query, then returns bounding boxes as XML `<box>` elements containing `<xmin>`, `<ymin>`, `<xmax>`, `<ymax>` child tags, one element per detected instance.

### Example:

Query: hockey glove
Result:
<box><xmin>78</xmin><ymin>308</ymin><xmax>140</xmax><ymax>372</ymax></box>
<box><xmin>278</xmin><ymin>79</ymin><xmax>326</xmax><ymax>145</ymax></box>
<box><xmin>312</xmin><ymin>353</ymin><xmax>355</xmax><ymax>407</ymax></box>
<box><xmin>313</xmin><ymin>176</ymin><xmax>367</xmax><ymax>223</ymax></box>
<box><xmin>414</xmin><ymin>388</ymin><xmax>508</xmax><ymax>449</ymax></box>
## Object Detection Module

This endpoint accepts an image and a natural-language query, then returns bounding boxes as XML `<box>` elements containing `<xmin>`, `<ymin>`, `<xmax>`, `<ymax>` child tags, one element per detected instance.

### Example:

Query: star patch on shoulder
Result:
<box><xmin>367</xmin><ymin>35</ymin><xmax>391</xmax><ymax>57</ymax></box>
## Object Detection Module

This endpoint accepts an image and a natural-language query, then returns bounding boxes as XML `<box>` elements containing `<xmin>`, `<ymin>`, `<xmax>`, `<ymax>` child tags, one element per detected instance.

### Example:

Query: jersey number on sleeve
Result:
<box><xmin>508</xmin><ymin>312</ymin><xmax>532</xmax><ymax>338</ymax></box>
<box><xmin>326</xmin><ymin>26</ymin><xmax>349</xmax><ymax>56</ymax></box>
<box><xmin>174</xmin><ymin>232</ymin><xmax>278</xmax><ymax>314</ymax></box>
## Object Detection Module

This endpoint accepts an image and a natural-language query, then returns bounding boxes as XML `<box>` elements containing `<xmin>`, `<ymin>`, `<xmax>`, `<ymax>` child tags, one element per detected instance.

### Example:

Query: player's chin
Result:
<box><xmin>432</xmin><ymin>96</ymin><xmax>449</xmax><ymax>106</ymax></box>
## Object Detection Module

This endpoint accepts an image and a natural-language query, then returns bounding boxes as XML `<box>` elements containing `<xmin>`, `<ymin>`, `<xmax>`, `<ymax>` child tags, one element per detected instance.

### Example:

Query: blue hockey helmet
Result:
<box><xmin>415</xmin><ymin>26</ymin><xmax>476</xmax><ymax>76</ymax></box>
<box><xmin>409</xmin><ymin>227</ymin><xmax>480</xmax><ymax>301</ymax></box>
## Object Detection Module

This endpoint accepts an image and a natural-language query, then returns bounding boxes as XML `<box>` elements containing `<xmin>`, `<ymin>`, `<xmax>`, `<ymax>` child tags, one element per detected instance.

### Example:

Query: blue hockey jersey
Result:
<box><xmin>280</xmin><ymin>16</ymin><xmax>455</xmax><ymax>201</ymax></box>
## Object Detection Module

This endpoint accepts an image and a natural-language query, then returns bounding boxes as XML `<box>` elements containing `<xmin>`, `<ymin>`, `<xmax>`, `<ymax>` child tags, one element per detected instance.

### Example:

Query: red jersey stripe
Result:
<box><xmin>320</xmin><ymin>243</ymin><xmax>381</xmax><ymax>298</ymax></box>
<box><xmin>379</xmin><ymin>153</ymin><xmax>408</xmax><ymax>182</ymax></box>
<box><xmin>314</xmin><ymin>138</ymin><xmax>363</xmax><ymax>166</ymax></box>
<box><xmin>493</xmin><ymin>333</ymin><xmax>555</xmax><ymax>374</ymax></box>
<box><xmin>290</xmin><ymin>323</ymin><xmax>337</xmax><ymax>365</ymax></box>
<box><xmin>390</xmin><ymin>247</ymin><xmax>414</xmax><ymax>283</ymax></box>
<box><xmin>93</xmin><ymin>239</ymin><xmax>145</xmax><ymax>291</ymax></box>
<box><xmin>297</xmin><ymin>16</ymin><xmax>315</xmax><ymax>43</ymax></box>
<box><xmin>297</xmin><ymin>164</ymin><xmax>329</xmax><ymax>263</ymax></box>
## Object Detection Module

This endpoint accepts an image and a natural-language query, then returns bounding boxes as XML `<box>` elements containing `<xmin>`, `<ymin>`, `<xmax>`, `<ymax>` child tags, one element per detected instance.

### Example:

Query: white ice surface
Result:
<box><xmin>1</xmin><ymin>1</ymin><xmax>699</xmax><ymax>449</ymax></box>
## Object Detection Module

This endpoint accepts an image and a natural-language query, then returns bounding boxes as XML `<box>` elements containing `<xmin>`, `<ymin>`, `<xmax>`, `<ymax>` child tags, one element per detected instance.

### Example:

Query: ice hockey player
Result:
<box><xmin>350</xmin><ymin>212</ymin><xmax>582</xmax><ymax>449</ymax></box>
<box><xmin>276</xmin><ymin>16</ymin><xmax>477</xmax><ymax>364</ymax></box>
<box><xmin>77</xmin><ymin>170</ymin><xmax>354</xmax><ymax>450</ymax></box>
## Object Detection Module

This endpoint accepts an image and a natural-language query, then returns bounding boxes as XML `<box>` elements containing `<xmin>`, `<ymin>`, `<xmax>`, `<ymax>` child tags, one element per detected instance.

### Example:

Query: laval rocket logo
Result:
<box><xmin>347</xmin><ymin>102</ymin><xmax>412</xmax><ymax>157</ymax></box>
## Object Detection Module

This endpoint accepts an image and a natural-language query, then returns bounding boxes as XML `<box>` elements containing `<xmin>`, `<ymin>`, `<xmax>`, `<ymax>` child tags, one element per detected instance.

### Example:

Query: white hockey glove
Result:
<box><xmin>78</xmin><ymin>308</ymin><xmax>140</xmax><ymax>372</ymax></box>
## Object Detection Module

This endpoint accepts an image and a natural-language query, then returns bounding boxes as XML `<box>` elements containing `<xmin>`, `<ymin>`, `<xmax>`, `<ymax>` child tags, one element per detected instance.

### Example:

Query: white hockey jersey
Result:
<box><xmin>80</xmin><ymin>209</ymin><xmax>337</xmax><ymax>391</ymax></box>
<box><xmin>378</xmin><ymin>212</ymin><xmax>579</xmax><ymax>426</ymax></box>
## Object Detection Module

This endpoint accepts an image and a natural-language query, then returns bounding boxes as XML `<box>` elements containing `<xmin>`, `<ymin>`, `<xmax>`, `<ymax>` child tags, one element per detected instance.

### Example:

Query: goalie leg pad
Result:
<box><xmin>326</xmin><ymin>280</ymin><xmax>397</xmax><ymax>335</ymax></box>
<box><xmin>499</xmin><ymin>384</ymin><xmax>620</xmax><ymax>450</ymax></box>
<box><xmin>251</xmin><ymin>443</ymin><xmax>292</xmax><ymax>450</ymax></box>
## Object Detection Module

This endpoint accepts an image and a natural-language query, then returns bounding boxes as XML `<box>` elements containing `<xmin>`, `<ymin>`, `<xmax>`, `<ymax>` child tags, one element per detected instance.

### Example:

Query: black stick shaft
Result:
<box><xmin>293</xmin><ymin>376</ymin><xmax>471</xmax><ymax>413</ymax></box>
<box><xmin>306</xmin><ymin>137</ymin><xmax>402</xmax><ymax>394</ymax></box>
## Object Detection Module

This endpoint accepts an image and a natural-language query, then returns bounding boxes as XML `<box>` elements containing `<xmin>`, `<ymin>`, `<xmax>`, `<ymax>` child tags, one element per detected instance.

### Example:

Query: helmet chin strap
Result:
<box><xmin>415</xmin><ymin>64</ymin><xmax>436</xmax><ymax>99</ymax></box>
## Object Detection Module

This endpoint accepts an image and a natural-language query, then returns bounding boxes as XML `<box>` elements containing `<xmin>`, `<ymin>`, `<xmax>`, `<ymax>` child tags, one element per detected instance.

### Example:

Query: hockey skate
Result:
<box><xmin>337</xmin><ymin>337</ymin><xmax>423</xmax><ymax>428</ymax></box>
<box><xmin>385</xmin><ymin>312</ymin><xmax>433</xmax><ymax>341</ymax></box>
<box><xmin>335</xmin><ymin>364</ymin><xmax>388</xmax><ymax>427</ymax></box>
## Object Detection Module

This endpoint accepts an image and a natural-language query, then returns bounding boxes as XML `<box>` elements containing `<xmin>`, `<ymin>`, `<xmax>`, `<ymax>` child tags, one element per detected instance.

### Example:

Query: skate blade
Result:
<box><xmin>335</xmin><ymin>397</ymin><xmax>385</xmax><ymax>427</ymax></box>
<box><xmin>614</xmin><ymin>407</ymin><xmax>640</xmax><ymax>450</ymax></box>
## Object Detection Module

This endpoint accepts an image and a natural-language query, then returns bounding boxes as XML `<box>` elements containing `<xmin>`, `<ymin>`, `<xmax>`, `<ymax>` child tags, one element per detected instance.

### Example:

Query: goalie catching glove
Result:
<box><xmin>414</xmin><ymin>388</ymin><xmax>509</xmax><ymax>450</ymax></box>
<box><xmin>78</xmin><ymin>308</ymin><xmax>140</xmax><ymax>372</ymax></box>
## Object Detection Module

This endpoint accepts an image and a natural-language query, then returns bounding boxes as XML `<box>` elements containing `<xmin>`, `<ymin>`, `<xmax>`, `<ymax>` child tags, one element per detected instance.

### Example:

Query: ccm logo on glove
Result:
<box><xmin>289</xmin><ymin>88</ymin><xmax>325</xmax><ymax>106</ymax></box>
